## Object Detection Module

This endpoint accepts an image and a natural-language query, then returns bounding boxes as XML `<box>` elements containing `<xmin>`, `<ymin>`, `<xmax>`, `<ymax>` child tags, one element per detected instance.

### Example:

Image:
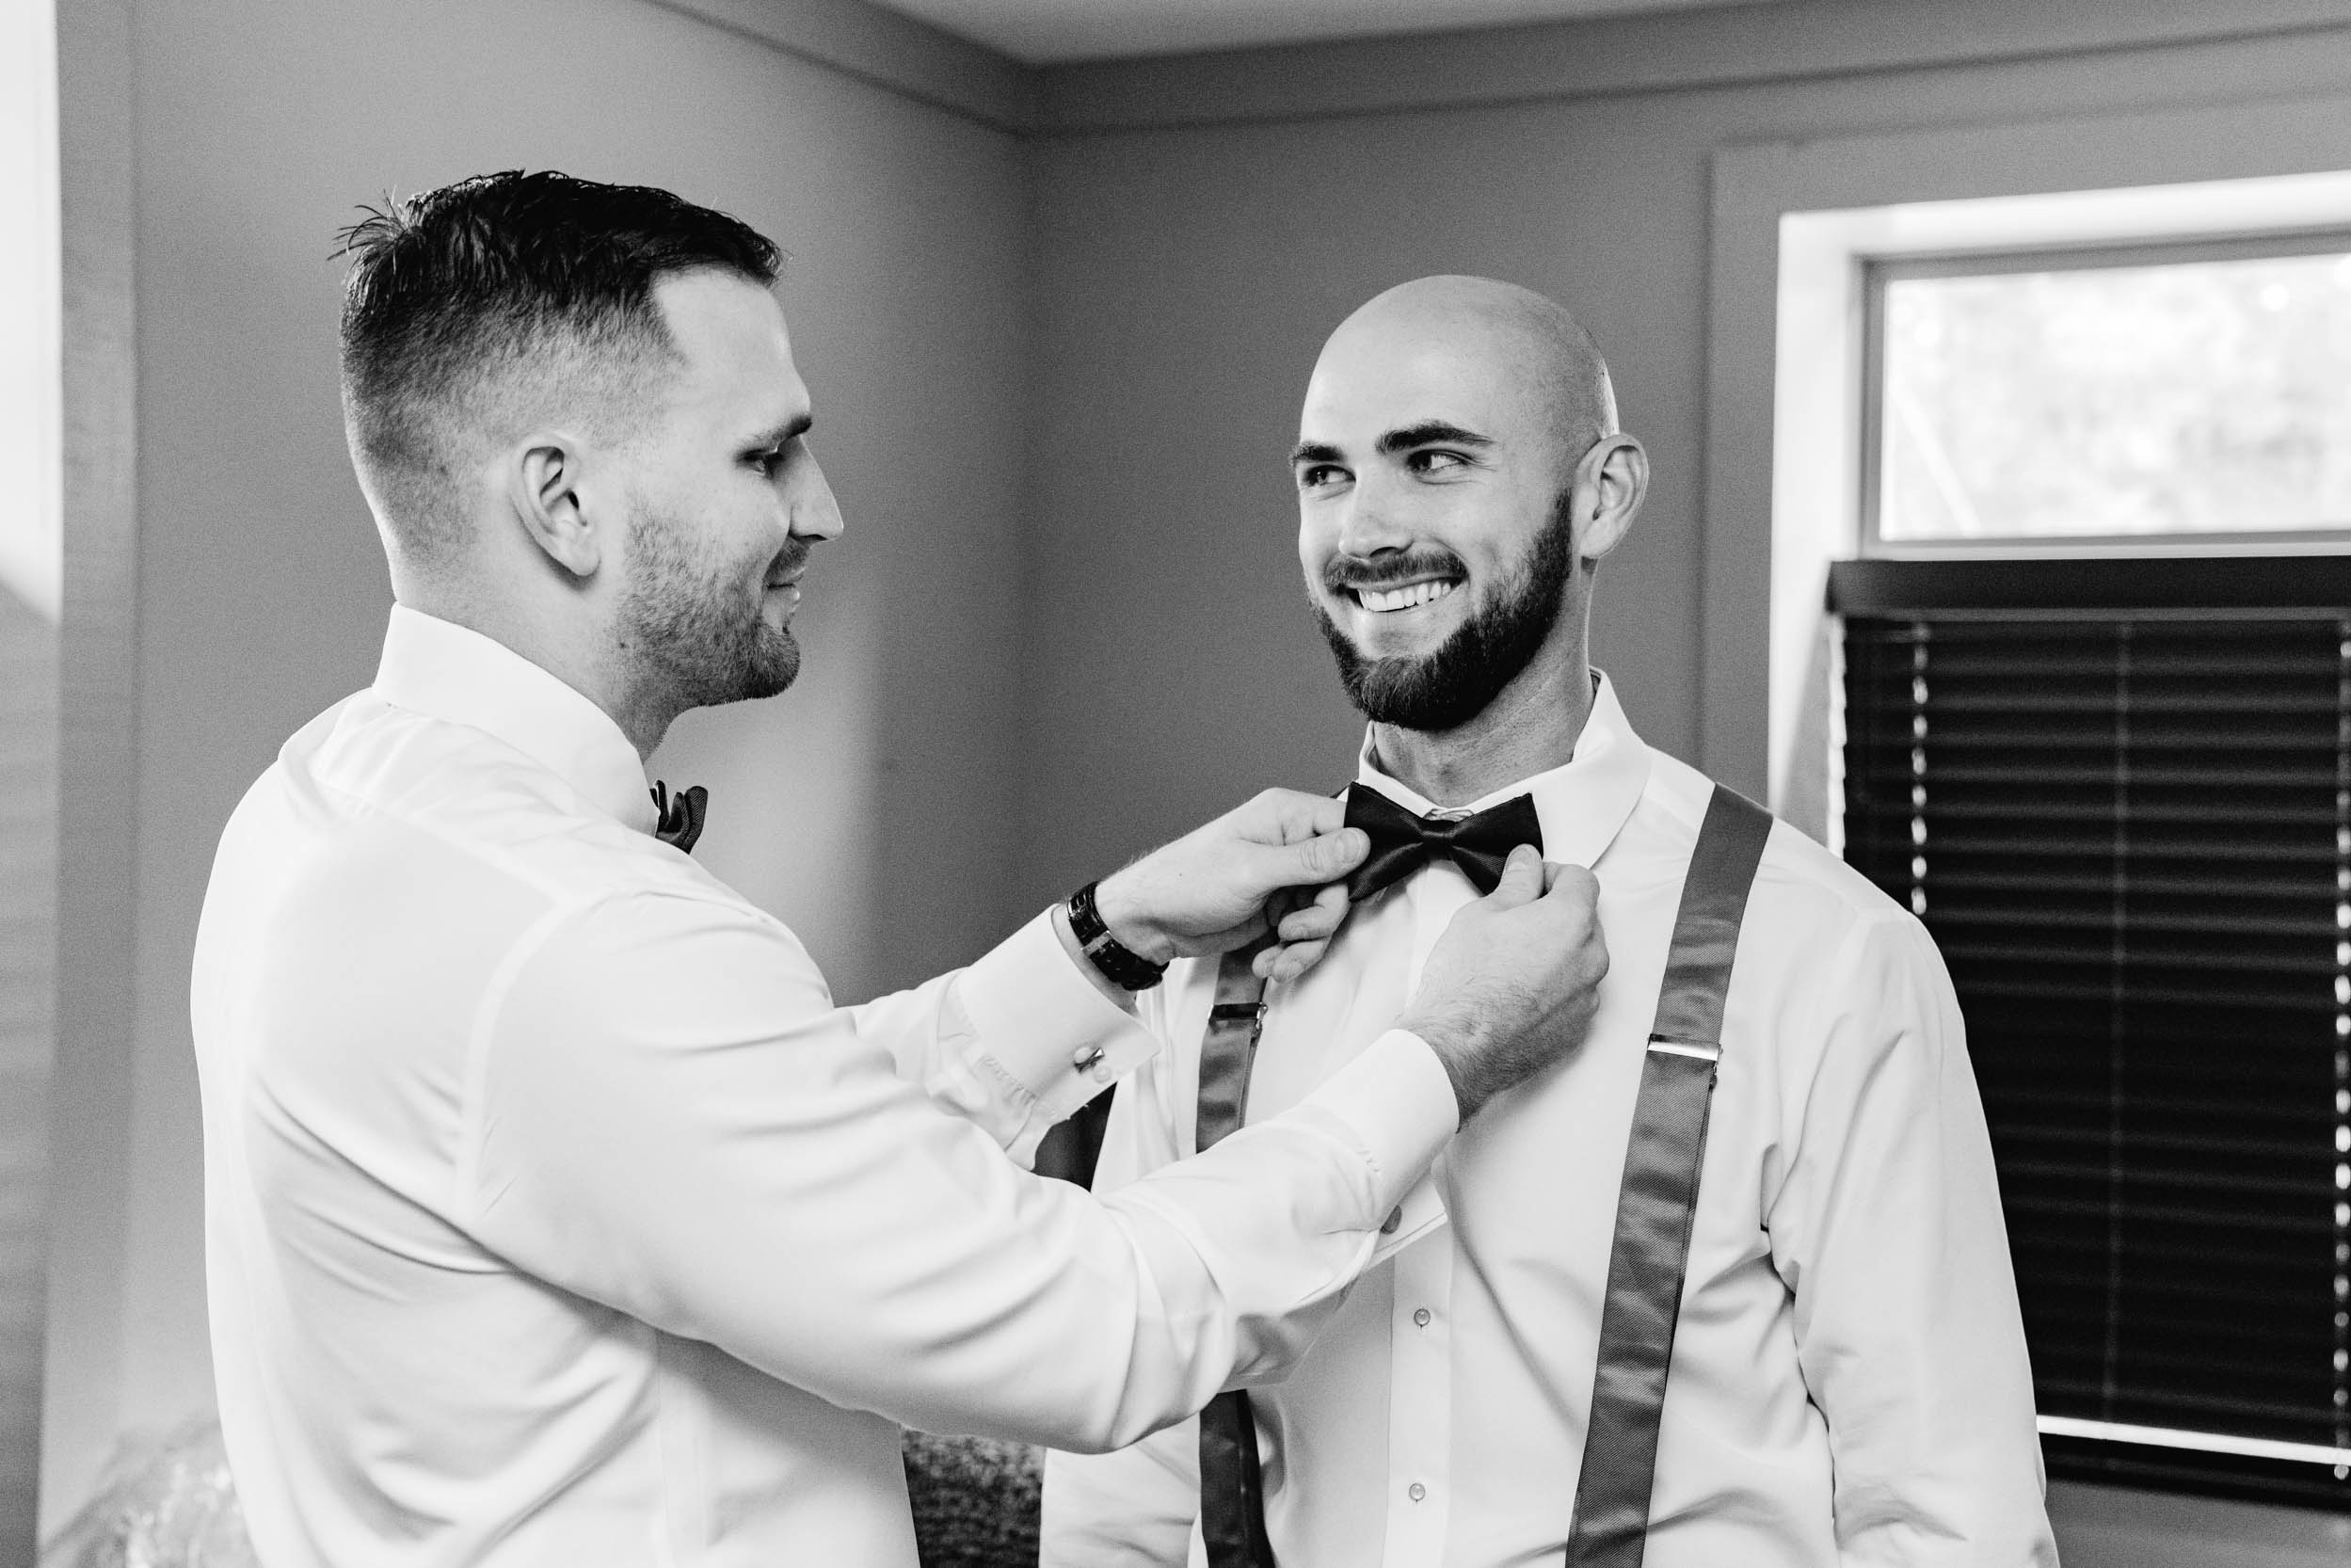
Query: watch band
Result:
<box><xmin>1066</xmin><ymin>881</ymin><xmax>1170</xmax><ymax>991</ymax></box>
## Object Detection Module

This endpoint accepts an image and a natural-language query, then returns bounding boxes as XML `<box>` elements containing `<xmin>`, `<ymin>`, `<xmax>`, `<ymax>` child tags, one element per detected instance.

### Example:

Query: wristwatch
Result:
<box><xmin>1065</xmin><ymin>881</ymin><xmax>1170</xmax><ymax>991</ymax></box>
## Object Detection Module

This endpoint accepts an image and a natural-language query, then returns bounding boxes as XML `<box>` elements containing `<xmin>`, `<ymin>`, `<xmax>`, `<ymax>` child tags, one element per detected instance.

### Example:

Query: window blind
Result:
<box><xmin>1833</xmin><ymin>556</ymin><xmax>2351</xmax><ymax>1508</ymax></box>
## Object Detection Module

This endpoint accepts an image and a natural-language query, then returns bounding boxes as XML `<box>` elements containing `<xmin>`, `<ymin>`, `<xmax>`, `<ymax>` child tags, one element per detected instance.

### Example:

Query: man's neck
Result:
<box><xmin>393</xmin><ymin>584</ymin><xmax>677</xmax><ymax>760</ymax></box>
<box><xmin>1367</xmin><ymin>648</ymin><xmax>1594</xmax><ymax>808</ymax></box>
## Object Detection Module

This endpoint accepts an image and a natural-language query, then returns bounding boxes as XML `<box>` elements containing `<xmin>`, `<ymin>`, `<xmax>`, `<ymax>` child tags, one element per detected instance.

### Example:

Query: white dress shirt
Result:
<box><xmin>1042</xmin><ymin>676</ymin><xmax>2057</xmax><ymax>1568</ymax></box>
<box><xmin>191</xmin><ymin>606</ymin><xmax>1462</xmax><ymax>1568</ymax></box>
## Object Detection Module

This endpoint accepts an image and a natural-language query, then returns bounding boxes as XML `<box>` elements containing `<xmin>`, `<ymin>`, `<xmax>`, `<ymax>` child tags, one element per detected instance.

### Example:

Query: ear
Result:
<box><xmin>1574</xmin><ymin>434</ymin><xmax>1648</xmax><ymax>565</ymax></box>
<box><xmin>505</xmin><ymin>431</ymin><xmax>605</xmax><ymax>579</ymax></box>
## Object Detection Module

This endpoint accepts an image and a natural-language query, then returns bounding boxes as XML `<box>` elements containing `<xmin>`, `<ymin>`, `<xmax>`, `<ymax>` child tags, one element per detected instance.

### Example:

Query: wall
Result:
<box><xmin>41</xmin><ymin>0</ymin><xmax>1034</xmax><ymax>1529</ymax></box>
<box><xmin>1016</xmin><ymin>1</ymin><xmax>2351</xmax><ymax>1560</ymax></box>
<box><xmin>3</xmin><ymin>0</ymin><xmax>62</xmax><ymax>1559</ymax></box>
<box><xmin>0</xmin><ymin>586</ymin><xmax>56</xmax><ymax>1566</ymax></box>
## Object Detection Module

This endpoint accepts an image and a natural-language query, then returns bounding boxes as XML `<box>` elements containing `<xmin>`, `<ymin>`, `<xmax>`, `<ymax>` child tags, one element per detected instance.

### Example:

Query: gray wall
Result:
<box><xmin>1</xmin><ymin>586</ymin><xmax>57</xmax><ymax>1566</ymax></box>
<box><xmin>43</xmin><ymin>0</ymin><xmax>1034</xmax><ymax>1528</ymax></box>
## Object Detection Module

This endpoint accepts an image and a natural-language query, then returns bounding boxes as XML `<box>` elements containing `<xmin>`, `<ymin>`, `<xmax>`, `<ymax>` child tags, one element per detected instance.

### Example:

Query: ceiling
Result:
<box><xmin>865</xmin><ymin>0</ymin><xmax>1781</xmax><ymax>65</ymax></box>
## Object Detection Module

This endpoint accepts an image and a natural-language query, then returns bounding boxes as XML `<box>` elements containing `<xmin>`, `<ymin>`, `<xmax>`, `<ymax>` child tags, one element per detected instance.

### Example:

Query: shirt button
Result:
<box><xmin>1408</xmin><ymin>1482</ymin><xmax>1427</xmax><ymax>1503</ymax></box>
<box><xmin>1380</xmin><ymin>1207</ymin><xmax>1402</xmax><ymax>1235</ymax></box>
<box><xmin>1413</xmin><ymin>1307</ymin><xmax>1431</xmax><ymax>1328</ymax></box>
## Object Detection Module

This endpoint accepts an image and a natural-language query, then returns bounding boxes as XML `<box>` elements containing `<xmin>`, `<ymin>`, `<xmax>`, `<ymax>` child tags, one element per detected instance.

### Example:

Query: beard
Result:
<box><xmin>1311</xmin><ymin>488</ymin><xmax>1575</xmax><ymax>733</ymax></box>
<box><xmin>616</xmin><ymin>499</ymin><xmax>804</xmax><ymax>712</ymax></box>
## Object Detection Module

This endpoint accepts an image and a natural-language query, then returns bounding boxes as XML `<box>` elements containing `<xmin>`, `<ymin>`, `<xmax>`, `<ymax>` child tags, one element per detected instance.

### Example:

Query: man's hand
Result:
<box><xmin>1398</xmin><ymin>845</ymin><xmax>1608</xmax><ymax>1121</ymax></box>
<box><xmin>1094</xmin><ymin>790</ymin><xmax>1370</xmax><ymax>984</ymax></box>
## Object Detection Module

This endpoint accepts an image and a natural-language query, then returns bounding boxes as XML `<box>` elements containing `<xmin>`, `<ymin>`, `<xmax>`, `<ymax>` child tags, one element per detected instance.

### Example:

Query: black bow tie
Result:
<box><xmin>1343</xmin><ymin>783</ymin><xmax>1543</xmax><ymax>902</ymax></box>
<box><xmin>651</xmin><ymin>780</ymin><xmax>708</xmax><ymax>854</ymax></box>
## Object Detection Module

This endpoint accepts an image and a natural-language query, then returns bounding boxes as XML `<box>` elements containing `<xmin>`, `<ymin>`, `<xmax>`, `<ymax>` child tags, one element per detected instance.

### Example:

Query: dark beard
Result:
<box><xmin>618</xmin><ymin>506</ymin><xmax>803</xmax><ymax>711</ymax></box>
<box><xmin>1312</xmin><ymin>490</ymin><xmax>1575</xmax><ymax>732</ymax></box>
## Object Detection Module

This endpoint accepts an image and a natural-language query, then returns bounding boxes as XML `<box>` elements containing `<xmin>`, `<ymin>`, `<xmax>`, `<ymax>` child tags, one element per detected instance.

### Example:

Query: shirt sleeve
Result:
<box><xmin>1041</xmin><ymin>1414</ymin><xmax>1202</xmax><ymax>1568</ymax></box>
<box><xmin>1763</xmin><ymin>910</ymin><xmax>2059</xmax><ymax>1567</ymax></box>
<box><xmin>1041</xmin><ymin>1025</ymin><xmax>1208</xmax><ymax>1567</ymax></box>
<box><xmin>846</xmin><ymin>910</ymin><xmax>1154</xmax><ymax>1166</ymax></box>
<box><xmin>458</xmin><ymin>888</ymin><xmax>1460</xmax><ymax>1453</ymax></box>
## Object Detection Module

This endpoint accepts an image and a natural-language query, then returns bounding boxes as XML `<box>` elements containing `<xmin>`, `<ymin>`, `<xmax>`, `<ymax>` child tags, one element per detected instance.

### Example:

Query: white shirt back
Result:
<box><xmin>195</xmin><ymin>608</ymin><xmax>1458</xmax><ymax>1568</ymax></box>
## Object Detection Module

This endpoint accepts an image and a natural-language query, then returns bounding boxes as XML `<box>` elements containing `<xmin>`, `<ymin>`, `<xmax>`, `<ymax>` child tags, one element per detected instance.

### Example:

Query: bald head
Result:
<box><xmin>1316</xmin><ymin>275</ymin><xmax>1619</xmax><ymax>478</ymax></box>
<box><xmin>1293</xmin><ymin>276</ymin><xmax>1649</xmax><ymax>744</ymax></box>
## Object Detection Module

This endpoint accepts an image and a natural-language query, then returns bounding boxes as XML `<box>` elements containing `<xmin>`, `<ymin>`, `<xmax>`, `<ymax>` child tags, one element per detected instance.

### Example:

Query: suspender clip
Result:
<box><xmin>1645</xmin><ymin>1032</ymin><xmax>1722</xmax><ymax>1063</ymax></box>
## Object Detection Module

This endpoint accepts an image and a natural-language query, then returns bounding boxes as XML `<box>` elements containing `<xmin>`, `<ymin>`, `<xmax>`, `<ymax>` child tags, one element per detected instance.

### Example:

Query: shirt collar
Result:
<box><xmin>1351</xmin><ymin>670</ymin><xmax>1652</xmax><ymax>870</ymax></box>
<box><xmin>372</xmin><ymin>605</ymin><xmax>660</xmax><ymax>836</ymax></box>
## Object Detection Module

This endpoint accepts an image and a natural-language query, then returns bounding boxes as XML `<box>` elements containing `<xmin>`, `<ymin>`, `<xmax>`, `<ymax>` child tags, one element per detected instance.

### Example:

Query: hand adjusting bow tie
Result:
<box><xmin>650</xmin><ymin>780</ymin><xmax>708</xmax><ymax>855</ymax></box>
<box><xmin>1342</xmin><ymin>782</ymin><xmax>1543</xmax><ymax>902</ymax></box>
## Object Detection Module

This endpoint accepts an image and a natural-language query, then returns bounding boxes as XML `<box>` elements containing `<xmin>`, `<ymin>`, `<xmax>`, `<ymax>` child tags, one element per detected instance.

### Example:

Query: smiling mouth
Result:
<box><xmin>1350</xmin><ymin>580</ymin><xmax>1460</xmax><ymax>614</ymax></box>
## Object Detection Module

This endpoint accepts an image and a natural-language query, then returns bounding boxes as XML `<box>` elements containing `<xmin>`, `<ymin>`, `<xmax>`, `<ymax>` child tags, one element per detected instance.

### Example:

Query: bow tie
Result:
<box><xmin>651</xmin><ymin>780</ymin><xmax>708</xmax><ymax>854</ymax></box>
<box><xmin>1342</xmin><ymin>783</ymin><xmax>1543</xmax><ymax>902</ymax></box>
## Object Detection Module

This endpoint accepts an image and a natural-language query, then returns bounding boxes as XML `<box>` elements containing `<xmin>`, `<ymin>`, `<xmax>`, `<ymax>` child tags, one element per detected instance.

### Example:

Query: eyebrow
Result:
<box><xmin>744</xmin><ymin>412</ymin><xmax>814</xmax><ymax>451</ymax></box>
<box><xmin>1288</xmin><ymin>422</ymin><xmax>1495</xmax><ymax>467</ymax></box>
<box><xmin>1376</xmin><ymin>421</ymin><xmax>1493</xmax><ymax>456</ymax></box>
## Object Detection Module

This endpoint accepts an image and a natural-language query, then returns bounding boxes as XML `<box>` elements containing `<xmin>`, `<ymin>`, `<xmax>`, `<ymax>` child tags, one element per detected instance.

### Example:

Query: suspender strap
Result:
<box><xmin>1199</xmin><ymin>1388</ymin><xmax>1277</xmax><ymax>1568</ymax></box>
<box><xmin>1193</xmin><ymin>944</ymin><xmax>1280</xmax><ymax>1568</ymax></box>
<box><xmin>1195</xmin><ymin>946</ymin><xmax>1270</xmax><ymax>1157</ymax></box>
<box><xmin>1562</xmin><ymin>785</ymin><xmax>1772</xmax><ymax>1568</ymax></box>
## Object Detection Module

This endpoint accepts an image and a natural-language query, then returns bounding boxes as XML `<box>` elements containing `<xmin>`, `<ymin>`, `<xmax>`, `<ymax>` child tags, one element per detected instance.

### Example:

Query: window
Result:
<box><xmin>1840</xmin><ymin>233</ymin><xmax>2351</xmax><ymax>1507</ymax></box>
<box><xmin>1864</xmin><ymin>237</ymin><xmax>2351</xmax><ymax>551</ymax></box>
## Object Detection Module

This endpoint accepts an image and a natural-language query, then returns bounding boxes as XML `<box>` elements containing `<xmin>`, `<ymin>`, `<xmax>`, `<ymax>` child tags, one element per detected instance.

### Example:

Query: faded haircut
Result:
<box><xmin>335</xmin><ymin>169</ymin><xmax>781</xmax><ymax>566</ymax></box>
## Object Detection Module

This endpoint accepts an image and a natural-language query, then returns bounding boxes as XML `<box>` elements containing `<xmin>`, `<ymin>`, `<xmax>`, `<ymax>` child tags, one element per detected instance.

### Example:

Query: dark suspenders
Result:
<box><xmin>1191</xmin><ymin>785</ymin><xmax>1774</xmax><ymax>1568</ymax></box>
<box><xmin>1194</xmin><ymin>940</ymin><xmax>1282</xmax><ymax>1568</ymax></box>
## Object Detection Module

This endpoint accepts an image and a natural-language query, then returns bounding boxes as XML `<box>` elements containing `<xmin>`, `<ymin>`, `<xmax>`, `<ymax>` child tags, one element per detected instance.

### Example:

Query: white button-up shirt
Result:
<box><xmin>1043</xmin><ymin>677</ymin><xmax>2057</xmax><ymax>1568</ymax></box>
<box><xmin>192</xmin><ymin>606</ymin><xmax>1461</xmax><ymax>1568</ymax></box>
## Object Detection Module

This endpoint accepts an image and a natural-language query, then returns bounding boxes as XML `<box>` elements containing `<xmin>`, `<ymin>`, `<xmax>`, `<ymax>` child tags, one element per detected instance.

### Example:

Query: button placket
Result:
<box><xmin>1381</xmin><ymin>1216</ymin><xmax>1453</xmax><ymax>1567</ymax></box>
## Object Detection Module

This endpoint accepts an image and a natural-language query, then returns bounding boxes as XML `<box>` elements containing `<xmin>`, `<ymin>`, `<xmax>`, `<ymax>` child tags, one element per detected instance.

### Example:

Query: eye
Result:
<box><xmin>1296</xmin><ymin>463</ymin><xmax>1350</xmax><ymax>491</ymax></box>
<box><xmin>1406</xmin><ymin>449</ymin><xmax>1472</xmax><ymax>477</ymax></box>
<box><xmin>744</xmin><ymin>445</ymin><xmax>788</xmax><ymax>478</ymax></box>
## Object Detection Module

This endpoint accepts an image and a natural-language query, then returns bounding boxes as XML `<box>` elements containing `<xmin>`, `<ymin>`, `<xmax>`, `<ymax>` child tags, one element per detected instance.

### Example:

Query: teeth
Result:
<box><xmin>1357</xmin><ymin>581</ymin><xmax>1457</xmax><ymax>613</ymax></box>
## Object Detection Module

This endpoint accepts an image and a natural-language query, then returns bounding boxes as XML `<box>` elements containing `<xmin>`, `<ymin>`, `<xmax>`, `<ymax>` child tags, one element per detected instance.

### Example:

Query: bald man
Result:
<box><xmin>1041</xmin><ymin>279</ymin><xmax>2055</xmax><ymax>1567</ymax></box>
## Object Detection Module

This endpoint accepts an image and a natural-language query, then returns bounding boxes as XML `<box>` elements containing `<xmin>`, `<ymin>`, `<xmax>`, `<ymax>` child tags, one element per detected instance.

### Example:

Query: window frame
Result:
<box><xmin>1859</xmin><ymin>228</ymin><xmax>2351</xmax><ymax>559</ymax></box>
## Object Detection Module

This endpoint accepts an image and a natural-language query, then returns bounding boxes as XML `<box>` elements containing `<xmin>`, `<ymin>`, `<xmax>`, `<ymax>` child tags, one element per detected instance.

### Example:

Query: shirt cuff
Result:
<box><xmin>959</xmin><ymin>909</ymin><xmax>1160</xmax><ymax>1151</ymax></box>
<box><xmin>1293</xmin><ymin>1028</ymin><xmax>1461</xmax><ymax>1221</ymax></box>
<box><xmin>1370</xmin><ymin>1172</ymin><xmax>1449</xmax><ymax>1268</ymax></box>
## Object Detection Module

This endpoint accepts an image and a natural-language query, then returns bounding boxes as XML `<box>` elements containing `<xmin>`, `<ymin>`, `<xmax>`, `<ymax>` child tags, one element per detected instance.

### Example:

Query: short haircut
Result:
<box><xmin>336</xmin><ymin>169</ymin><xmax>781</xmax><ymax>565</ymax></box>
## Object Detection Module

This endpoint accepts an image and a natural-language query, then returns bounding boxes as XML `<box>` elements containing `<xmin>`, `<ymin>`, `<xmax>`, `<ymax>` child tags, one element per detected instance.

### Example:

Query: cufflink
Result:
<box><xmin>1072</xmin><ymin>1044</ymin><xmax>1111</xmax><ymax>1081</ymax></box>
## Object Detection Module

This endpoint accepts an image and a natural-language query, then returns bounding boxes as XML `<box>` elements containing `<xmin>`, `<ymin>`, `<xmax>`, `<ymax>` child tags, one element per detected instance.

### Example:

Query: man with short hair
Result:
<box><xmin>1041</xmin><ymin>277</ymin><xmax>2057</xmax><ymax>1566</ymax></box>
<box><xmin>193</xmin><ymin>179</ymin><xmax>1608</xmax><ymax>1566</ymax></box>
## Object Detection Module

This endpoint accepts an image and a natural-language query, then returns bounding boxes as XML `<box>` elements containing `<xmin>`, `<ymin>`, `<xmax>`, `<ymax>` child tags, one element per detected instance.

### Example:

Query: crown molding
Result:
<box><xmin>645</xmin><ymin>0</ymin><xmax>1038</xmax><ymax>132</ymax></box>
<box><xmin>1034</xmin><ymin>0</ymin><xmax>2351</xmax><ymax>134</ymax></box>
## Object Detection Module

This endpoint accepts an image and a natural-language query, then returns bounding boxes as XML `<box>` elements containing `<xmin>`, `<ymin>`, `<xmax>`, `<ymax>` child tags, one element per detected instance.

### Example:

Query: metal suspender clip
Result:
<box><xmin>1645</xmin><ymin>1033</ymin><xmax>1722</xmax><ymax>1063</ymax></box>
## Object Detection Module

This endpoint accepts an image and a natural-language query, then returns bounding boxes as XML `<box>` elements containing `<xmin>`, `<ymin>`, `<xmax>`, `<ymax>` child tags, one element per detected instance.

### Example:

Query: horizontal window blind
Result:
<box><xmin>1834</xmin><ymin>556</ymin><xmax>2351</xmax><ymax>1508</ymax></box>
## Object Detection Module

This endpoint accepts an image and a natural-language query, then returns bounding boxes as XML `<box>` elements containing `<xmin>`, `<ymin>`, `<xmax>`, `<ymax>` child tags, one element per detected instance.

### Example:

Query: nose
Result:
<box><xmin>1333</xmin><ymin>479</ymin><xmax>1412</xmax><ymax>562</ymax></box>
<box><xmin>791</xmin><ymin>448</ymin><xmax>845</xmax><ymax>542</ymax></box>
